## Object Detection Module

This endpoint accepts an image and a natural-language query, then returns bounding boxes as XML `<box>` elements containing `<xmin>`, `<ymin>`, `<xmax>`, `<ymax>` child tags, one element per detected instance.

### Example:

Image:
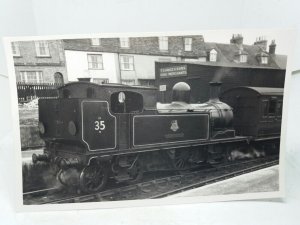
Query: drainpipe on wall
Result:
<box><xmin>117</xmin><ymin>53</ymin><xmax>122</xmax><ymax>84</ymax></box>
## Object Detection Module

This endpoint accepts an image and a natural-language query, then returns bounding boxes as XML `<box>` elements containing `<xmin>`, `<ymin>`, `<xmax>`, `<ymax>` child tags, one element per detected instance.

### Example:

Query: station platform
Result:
<box><xmin>170</xmin><ymin>165</ymin><xmax>279</xmax><ymax>198</ymax></box>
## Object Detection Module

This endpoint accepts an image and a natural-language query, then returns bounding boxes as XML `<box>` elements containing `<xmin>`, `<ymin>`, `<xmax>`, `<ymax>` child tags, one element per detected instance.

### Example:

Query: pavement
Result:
<box><xmin>170</xmin><ymin>165</ymin><xmax>279</xmax><ymax>198</ymax></box>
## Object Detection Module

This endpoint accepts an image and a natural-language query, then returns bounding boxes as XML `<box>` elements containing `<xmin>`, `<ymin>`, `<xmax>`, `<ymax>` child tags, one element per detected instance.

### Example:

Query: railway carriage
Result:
<box><xmin>33</xmin><ymin>81</ymin><xmax>282</xmax><ymax>193</ymax></box>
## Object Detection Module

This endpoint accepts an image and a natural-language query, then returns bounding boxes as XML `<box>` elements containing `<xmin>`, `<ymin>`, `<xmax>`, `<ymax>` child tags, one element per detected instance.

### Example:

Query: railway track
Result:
<box><xmin>23</xmin><ymin>156</ymin><xmax>279</xmax><ymax>205</ymax></box>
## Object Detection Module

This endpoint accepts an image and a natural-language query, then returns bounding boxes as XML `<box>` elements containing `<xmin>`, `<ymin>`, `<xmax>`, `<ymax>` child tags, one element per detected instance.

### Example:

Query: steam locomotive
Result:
<box><xmin>32</xmin><ymin>81</ymin><xmax>282</xmax><ymax>193</ymax></box>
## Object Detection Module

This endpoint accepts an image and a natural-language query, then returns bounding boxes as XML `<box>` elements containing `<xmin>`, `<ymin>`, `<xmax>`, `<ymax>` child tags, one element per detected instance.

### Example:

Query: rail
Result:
<box><xmin>23</xmin><ymin>156</ymin><xmax>279</xmax><ymax>204</ymax></box>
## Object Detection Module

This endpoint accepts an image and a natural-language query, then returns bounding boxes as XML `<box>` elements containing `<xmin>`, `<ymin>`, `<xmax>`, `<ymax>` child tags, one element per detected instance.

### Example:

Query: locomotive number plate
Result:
<box><xmin>133</xmin><ymin>114</ymin><xmax>209</xmax><ymax>146</ymax></box>
<box><xmin>81</xmin><ymin>101</ymin><xmax>116</xmax><ymax>151</ymax></box>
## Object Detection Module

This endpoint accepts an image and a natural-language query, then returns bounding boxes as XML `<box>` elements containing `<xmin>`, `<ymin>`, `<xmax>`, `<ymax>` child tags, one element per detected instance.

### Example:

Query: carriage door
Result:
<box><xmin>111</xmin><ymin>91</ymin><xmax>144</xmax><ymax>150</ymax></box>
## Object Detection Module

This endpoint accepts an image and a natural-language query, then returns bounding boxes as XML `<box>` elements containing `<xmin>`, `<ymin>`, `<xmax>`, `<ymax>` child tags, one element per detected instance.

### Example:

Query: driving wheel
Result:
<box><xmin>79</xmin><ymin>163</ymin><xmax>108</xmax><ymax>193</ymax></box>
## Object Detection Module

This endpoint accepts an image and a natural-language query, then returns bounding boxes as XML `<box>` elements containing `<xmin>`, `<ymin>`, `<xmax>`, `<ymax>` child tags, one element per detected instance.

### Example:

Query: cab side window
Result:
<box><xmin>261</xmin><ymin>100</ymin><xmax>269</xmax><ymax>117</ymax></box>
<box><xmin>111</xmin><ymin>91</ymin><xmax>143</xmax><ymax>113</ymax></box>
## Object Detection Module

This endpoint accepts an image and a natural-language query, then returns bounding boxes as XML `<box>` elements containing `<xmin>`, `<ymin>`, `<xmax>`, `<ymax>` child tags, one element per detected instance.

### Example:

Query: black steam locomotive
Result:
<box><xmin>33</xmin><ymin>81</ymin><xmax>283</xmax><ymax>193</ymax></box>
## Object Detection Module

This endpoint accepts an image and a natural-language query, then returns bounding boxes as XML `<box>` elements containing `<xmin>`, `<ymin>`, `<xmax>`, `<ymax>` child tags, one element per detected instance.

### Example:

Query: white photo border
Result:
<box><xmin>3</xmin><ymin>29</ymin><xmax>296</xmax><ymax>212</ymax></box>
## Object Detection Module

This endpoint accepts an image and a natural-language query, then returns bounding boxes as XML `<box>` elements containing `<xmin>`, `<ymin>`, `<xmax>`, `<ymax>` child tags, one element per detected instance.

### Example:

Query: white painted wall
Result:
<box><xmin>120</xmin><ymin>54</ymin><xmax>178</xmax><ymax>82</ymax></box>
<box><xmin>64</xmin><ymin>50</ymin><xmax>120</xmax><ymax>83</ymax></box>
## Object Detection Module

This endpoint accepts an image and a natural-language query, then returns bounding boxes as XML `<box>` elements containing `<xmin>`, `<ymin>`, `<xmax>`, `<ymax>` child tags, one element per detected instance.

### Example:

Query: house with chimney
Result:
<box><xmin>155</xmin><ymin>34</ymin><xmax>287</xmax><ymax>103</ymax></box>
<box><xmin>62</xmin><ymin>35</ymin><xmax>206</xmax><ymax>85</ymax></box>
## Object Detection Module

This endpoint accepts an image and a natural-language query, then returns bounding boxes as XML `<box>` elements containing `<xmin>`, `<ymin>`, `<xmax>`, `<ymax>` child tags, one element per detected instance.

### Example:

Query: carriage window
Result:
<box><xmin>111</xmin><ymin>91</ymin><xmax>143</xmax><ymax>113</ymax></box>
<box><xmin>269</xmin><ymin>99</ymin><xmax>277</xmax><ymax>114</ymax></box>
<box><xmin>276</xmin><ymin>101</ymin><xmax>283</xmax><ymax>116</ymax></box>
<box><xmin>261</xmin><ymin>100</ymin><xmax>269</xmax><ymax>117</ymax></box>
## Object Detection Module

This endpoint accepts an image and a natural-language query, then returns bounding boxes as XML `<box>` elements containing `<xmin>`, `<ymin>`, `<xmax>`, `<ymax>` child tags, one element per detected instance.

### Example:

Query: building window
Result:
<box><xmin>35</xmin><ymin>41</ymin><xmax>50</xmax><ymax>57</ymax></box>
<box><xmin>209</xmin><ymin>49</ymin><xmax>217</xmax><ymax>62</ymax></box>
<box><xmin>11</xmin><ymin>42</ymin><xmax>20</xmax><ymax>56</ymax></box>
<box><xmin>93</xmin><ymin>78</ymin><xmax>109</xmax><ymax>84</ymax></box>
<box><xmin>184</xmin><ymin>38</ymin><xmax>192</xmax><ymax>51</ymax></box>
<box><xmin>138</xmin><ymin>79</ymin><xmax>155</xmax><ymax>86</ymax></box>
<box><xmin>159</xmin><ymin>37</ymin><xmax>168</xmax><ymax>51</ymax></box>
<box><xmin>184</xmin><ymin>58</ymin><xmax>198</xmax><ymax>62</ymax></box>
<box><xmin>198</xmin><ymin>57</ymin><xmax>206</xmax><ymax>62</ymax></box>
<box><xmin>261</xmin><ymin>56</ymin><xmax>268</xmax><ymax>64</ymax></box>
<box><xmin>20</xmin><ymin>71</ymin><xmax>43</xmax><ymax>83</ymax></box>
<box><xmin>120</xmin><ymin>55</ymin><xmax>134</xmax><ymax>71</ymax></box>
<box><xmin>87</xmin><ymin>54</ymin><xmax>103</xmax><ymax>69</ymax></box>
<box><xmin>121</xmin><ymin>79</ymin><xmax>135</xmax><ymax>85</ymax></box>
<box><xmin>91</xmin><ymin>38</ymin><xmax>101</xmax><ymax>46</ymax></box>
<box><xmin>120</xmin><ymin>37</ymin><xmax>130</xmax><ymax>48</ymax></box>
<box><xmin>240</xmin><ymin>54</ymin><xmax>247</xmax><ymax>63</ymax></box>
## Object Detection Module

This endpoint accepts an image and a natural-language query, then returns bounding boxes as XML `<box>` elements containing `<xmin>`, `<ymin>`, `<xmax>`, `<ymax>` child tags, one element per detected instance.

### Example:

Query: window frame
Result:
<box><xmin>184</xmin><ymin>38</ymin><xmax>192</xmax><ymax>51</ymax></box>
<box><xmin>120</xmin><ymin>37</ymin><xmax>130</xmax><ymax>48</ymax></box>
<box><xmin>92</xmin><ymin>78</ymin><xmax>109</xmax><ymax>84</ymax></box>
<box><xmin>11</xmin><ymin>42</ymin><xmax>21</xmax><ymax>56</ymax></box>
<box><xmin>87</xmin><ymin>54</ymin><xmax>104</xmax><ymax>70</ymax></box>
<box><xmin>91</xmin><ymin>38</ymin><xmax>101</xmax><ymax>46</ymax></box>
<box><xmin>35</xmin><ymin>41</ymin><xmax>50</xmax><ymax>57</ymax></box>
<box><xmin>261</xmin><ymin>56</ymin><xmax>268</xmax><ymax>64</ymax></box>
<box><xmin>261</xmin><ymin>99</ymin><xmax>269</xmax><ymax>118</ymax></box>
<box><xmin>209</xmin><ymin>49</ymin><xmax>217</xmax><ymax>62</ymax></box>
<box><xmin>120</xmin><ymin>55</ymin><xmax>134</xmax><ymax>71</ymax></box>
<box><xmin>19</xmin><ymin>71</ymin><xmax>43</xmax><ymax>83</ymax></box>
<box><xmin>276</xmin><ymin>100</ymin><xmax>283</xmax><ymax>118</ymax></box>
<box><xmin>121</xmin><ymin>79</ymin><xmax>136</xmax><ymax>85</ymax></box>
<box><xmin>268</xmin><ymin>98</ymin><xmax>277</xmax><ymax>115</ymax></box>
<box><xmin>240</xmin><ymin>54</ymin><xmax>248</xmax><ymax>63</ymax></box>
<box><xmin>159</xmin><ymin>37</ymin><xmax>168</xmax><ymax>51</ymax></box>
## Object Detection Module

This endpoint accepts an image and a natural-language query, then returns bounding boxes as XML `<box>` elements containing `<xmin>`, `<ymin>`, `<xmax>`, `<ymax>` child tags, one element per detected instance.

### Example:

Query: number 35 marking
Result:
<box><xmin>95</xmin><ymin>120</ymin><xmax>105</xmax><ymax>133</ymax></box>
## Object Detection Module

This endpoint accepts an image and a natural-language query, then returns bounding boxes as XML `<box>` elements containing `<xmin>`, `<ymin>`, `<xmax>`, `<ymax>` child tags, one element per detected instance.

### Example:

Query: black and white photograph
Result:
<box><xmin>5</xmin><ymin>30</ymin><xmax>294</xmax><ymax>210</ymax></box>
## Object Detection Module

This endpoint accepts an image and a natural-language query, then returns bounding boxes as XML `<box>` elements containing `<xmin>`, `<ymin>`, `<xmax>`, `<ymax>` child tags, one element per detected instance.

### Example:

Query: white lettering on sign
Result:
<box><xmin>95</xmin><ymin>119</ymin><xmax>106</xmax><ymax>133</ymax></box>
<box><xmin>160</xmin><ymin>65</ymin><xmax>187</xmax><ymax>77</ymax></box>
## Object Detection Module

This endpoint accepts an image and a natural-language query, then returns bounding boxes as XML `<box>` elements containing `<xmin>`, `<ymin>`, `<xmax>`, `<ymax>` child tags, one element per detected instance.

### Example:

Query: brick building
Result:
<box><xmin>12</xmin><ymin>40</ymin><xmax>68</xmax><ymax>84</ymax></box>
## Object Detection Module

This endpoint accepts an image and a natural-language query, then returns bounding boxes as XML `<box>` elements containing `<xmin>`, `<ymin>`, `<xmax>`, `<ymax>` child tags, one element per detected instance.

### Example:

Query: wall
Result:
<box><xmin>64</xmin><ymin>50</ymin><xmax>120</xmax><ymax>83</ymax></box>
<box><xmin>12</xmin><ymin>40</ymin><xmax>67</xmax><ymax>83</ymax></box>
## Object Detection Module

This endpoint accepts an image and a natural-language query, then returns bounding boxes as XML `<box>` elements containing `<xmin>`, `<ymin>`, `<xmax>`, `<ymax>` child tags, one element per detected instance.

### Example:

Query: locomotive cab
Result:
<box><xmin>111</xmin><ymin>91</ymin><xmax>144</xmax><ymax>114</ymax></box>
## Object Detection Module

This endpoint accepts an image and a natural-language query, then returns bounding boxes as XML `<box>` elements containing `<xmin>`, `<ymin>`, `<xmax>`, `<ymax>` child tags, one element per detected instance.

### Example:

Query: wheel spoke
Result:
<box><xmin>80</xmin><ymin>163</ymin><xmax>108</xmax><ymax>193</ymax></box>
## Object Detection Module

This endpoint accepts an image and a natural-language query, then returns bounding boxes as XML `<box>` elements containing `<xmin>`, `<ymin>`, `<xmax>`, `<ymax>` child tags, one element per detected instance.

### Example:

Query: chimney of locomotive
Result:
<box><xmin>209</xmin><ymin>81</ymin><xmax>222</xmax><ymax>102</ymax></box>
